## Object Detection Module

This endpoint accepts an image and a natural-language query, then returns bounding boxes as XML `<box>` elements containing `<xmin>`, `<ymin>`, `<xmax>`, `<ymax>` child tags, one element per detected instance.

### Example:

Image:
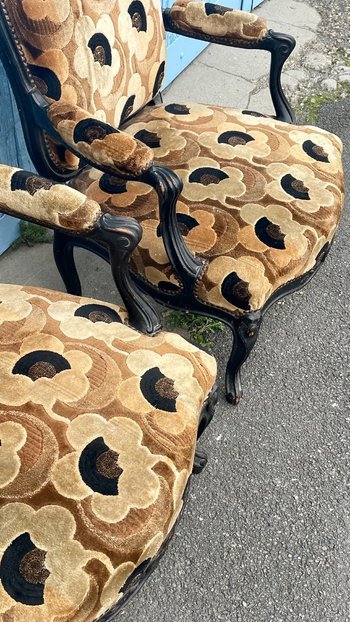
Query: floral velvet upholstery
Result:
<box><xmin>167</xmin><ymin>0</ymin><xmax>268</xmax><ymax>43</ymax></box>
<box><xmin>69</xmin><ymin>105</ymin><xmax>344</xmax><ymax>315</ymax></box>
<box><xmin>48</xmin><ymin>101</ymin><xmax>154</xmax><ymax>176</ymax></box>
<box><xmin>3</xmin><ymin>0</ymin><xmax>166</xmax><ymax>170</ymax></box>
<box><xmin>0</xmin><ymin>164</ymin><xmax>101</xmax><ymax>232</ymax></box>
<box><xmin>0</xmin><ymin>284</ymin><xmax>216</xmax><ymax>621</ymax></box>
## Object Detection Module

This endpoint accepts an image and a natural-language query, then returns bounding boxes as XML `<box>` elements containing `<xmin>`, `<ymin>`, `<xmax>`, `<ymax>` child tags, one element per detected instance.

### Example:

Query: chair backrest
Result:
<box><xmin>0</xmin><ymin>0</ymin><xmax>166</xmax><ymax>178</ymax></box>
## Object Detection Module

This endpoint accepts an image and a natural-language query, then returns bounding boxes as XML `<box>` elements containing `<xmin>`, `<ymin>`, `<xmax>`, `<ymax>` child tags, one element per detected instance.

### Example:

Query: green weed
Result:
<box><xmin>165</xmin><ymin>310</ymin><xmax>224</xmax><ymax>351</ymax></box>
<box><xmin>12</xmin><ymin>222</ymin><xmax>52</xmax><ymax>249</ymax></box>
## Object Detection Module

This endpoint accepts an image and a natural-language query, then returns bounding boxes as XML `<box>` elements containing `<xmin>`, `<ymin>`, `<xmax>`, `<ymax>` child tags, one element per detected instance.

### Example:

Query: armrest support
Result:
<box><xmin>48</xmin><ymin>102</ymin><xmax>154</xmax><ymax>178</ymax></box>
<box><xmin>164</xmin><ymin>1</ymin><xmax>268</xmax><ymax>45</ymax></box>
<box><xmin>163</xmin><ymin>1</ymin><xmax>296</xmax><ymax>122</ymax></box>
<box><xmin>0</xmin><ymin>164</ymin><xmax>100</xmax><ymax>233</ymax></box>
<box><xmin>0</xmin><ymin>163</ymin><xmax>161</xmax><ymax>333</ymax></box>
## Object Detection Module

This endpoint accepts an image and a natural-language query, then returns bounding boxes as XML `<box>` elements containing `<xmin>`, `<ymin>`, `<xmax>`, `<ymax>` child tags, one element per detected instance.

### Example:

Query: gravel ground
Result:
<box><xmin>307</xmin><ymin>0</ymin><xmax>350</xmax><ymax>52</ymax></box>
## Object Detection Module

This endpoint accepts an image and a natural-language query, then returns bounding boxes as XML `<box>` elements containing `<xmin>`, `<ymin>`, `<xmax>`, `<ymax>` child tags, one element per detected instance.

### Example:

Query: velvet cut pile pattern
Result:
<box><xmin>0</xmin><ymin>284</ymin><xmax>216</xmax><ymax>622</ymax></box>
<box><xmin>68</xmin><ymin>105</ymin><xmax>344</xmax><ymax>315</ymax></box>
<box><xmin>3</xmin><ymin>0</ymin><xmax>166</xmax><ymax>170</ymax></box>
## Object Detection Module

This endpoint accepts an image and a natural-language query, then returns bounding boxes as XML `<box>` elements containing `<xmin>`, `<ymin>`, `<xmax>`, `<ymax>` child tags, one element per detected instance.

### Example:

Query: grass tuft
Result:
<box><xmin>165</xmin><ymin>310</ymin><xmax>224</xmax><ymax>351</ymax></box>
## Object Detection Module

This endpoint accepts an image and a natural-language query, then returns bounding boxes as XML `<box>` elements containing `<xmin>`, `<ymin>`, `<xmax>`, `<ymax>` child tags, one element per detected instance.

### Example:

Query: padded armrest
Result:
<box><xmin>48</xmin><ymin>102</ymin><xmax>154</xmax><ymax>178</ymax></box>
<box><xmin>165</xmin><ymin>0</ymin><xmax>268</xmax><ymax>44</ymax></box>
<box><xmin>0</xmin><ymin>164</ymin><xmax>101</xmax><ymax>233</ymax></box>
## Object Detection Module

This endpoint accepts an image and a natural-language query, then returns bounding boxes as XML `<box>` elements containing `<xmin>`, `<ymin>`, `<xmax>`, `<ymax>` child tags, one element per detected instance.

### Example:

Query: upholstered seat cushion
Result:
<box><xmin>0</xmin><ymin>284</ymin><xmax>216</xmax><ymax>621</ymax></box>
<box><xmin>70</xmin><ymin>104</ymin><xmax>344</xmax><ymax>315</ymax></box>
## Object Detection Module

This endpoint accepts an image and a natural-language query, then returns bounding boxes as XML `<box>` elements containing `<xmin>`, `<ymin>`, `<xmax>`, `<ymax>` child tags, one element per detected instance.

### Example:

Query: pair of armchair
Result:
<box><xmin>0</xmin><ymin>0</ymin><xmax>345</xmax><ymax>620</ymax></box>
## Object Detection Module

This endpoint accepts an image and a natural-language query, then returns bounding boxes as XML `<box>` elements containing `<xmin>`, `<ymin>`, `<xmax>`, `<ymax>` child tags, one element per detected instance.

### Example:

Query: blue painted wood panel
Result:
<box><xmin>0</xmin><ymin>62</ymin><xmax>33</xmax><ymax>255</ymax></box>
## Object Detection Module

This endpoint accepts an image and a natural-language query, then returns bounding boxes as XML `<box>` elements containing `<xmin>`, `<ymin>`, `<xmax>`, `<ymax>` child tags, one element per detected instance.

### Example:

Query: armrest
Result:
<box><xmin>0</xmin><ymin>164</ymin><xmax>101</xmax><ymax>233</ymax></box>
<box><xmin>164</xmin><ymin>0</ymin><xmax>268</xmax><ymax>45</ymax></box>
<box><xmin>48</xmin><ymin>102</ymin><xmax>153</xmax><ymax>178</ymax></box>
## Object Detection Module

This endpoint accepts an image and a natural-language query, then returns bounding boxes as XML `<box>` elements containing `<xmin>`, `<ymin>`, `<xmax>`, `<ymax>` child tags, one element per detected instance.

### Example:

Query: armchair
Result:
<box><xmin>0</xmin><ymin>0</ymin><xmax>344</xmax><ymax>405</ymax></box>
<box><xmin>0</xmin><ymin>162</ymin><xmax>218</xmax><ymax>621</ymax></box>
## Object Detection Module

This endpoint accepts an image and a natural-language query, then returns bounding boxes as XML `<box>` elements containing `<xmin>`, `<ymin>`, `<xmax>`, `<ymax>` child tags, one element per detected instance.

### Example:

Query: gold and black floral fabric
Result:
<box><xmin>0</xmin><ymin>284</ymin><xmax>216</xmax><ymax>621</ymax></box>
<box><xmin>48</xmin><ymin>101</ymin><xmax>154</xmax><ymax>176</ymax></box>
<box><xmin>3</xmin><ymin>0</ymin><xmax>166</xmax><ymax>128</ymax></box>
<box><xmin>168</xmin><ymin>0</ymin><xmax>268</xmax><ymax>43</ymax></box>
<box><xmin>69</xmin><ymin>104</ymin><xmax>344</xmax><ymax>315</ymax></box>
<box><xmin>0</xmin><ymin>164</ymin><xmax>101</xmax><ymax>232</ymax></box>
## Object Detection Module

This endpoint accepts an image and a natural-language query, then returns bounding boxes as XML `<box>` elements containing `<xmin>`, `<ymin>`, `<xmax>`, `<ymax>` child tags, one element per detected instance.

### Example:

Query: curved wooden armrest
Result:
<box><xmin>164</xmin><ymin>1</ymin><xmax>268</xmax><ymax>44</ymax></box>
<box><xmin>0</xmin><ymin>164</ymin><xmax>100</xmax><ymax>233</ymax></box>
<box><xmin>48</xmin><ymin>102</ymin><xmax>154</xmax><ymax>178</ymax></box>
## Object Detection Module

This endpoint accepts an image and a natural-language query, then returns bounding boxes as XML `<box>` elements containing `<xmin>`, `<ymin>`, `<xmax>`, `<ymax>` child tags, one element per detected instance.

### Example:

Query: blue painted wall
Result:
<box><xmin>163</xmin><ymin>0</ymin><xmax>264</xmax><ymax>89</ymax></box>
<box><xmin>0</xmin><ymin>62</ymin><xmax>33</xmax><ymax>255</ymax></box>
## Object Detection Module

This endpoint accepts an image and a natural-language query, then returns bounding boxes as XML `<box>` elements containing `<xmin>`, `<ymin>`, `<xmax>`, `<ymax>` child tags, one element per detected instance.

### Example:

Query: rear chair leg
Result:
<box><xmin>53</xmin><ymin>230</ymin><xmax>82</xmax><ymax>296</ymax></box>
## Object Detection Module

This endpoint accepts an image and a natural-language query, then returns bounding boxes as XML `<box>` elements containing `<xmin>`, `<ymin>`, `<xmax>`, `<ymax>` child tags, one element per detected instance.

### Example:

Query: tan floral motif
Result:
<box><xmin>0</xmin><ymin>411</ymin><xmax>59</xmax><ymax>498</ymax></box>
<box><xmin>22</xmin><ymin>0</ymin><xmax>70</xmax><ymax>22</ymax></box>
<box><xmin>47</xmin><ymin>298</ymin><xmax>140</xmax><ymax>347</ymax></box>
<box><xmin>266</xmin><ymin>163</ymin><xmax>336</xmax><ymax>213</ymax></box>
<box><xmin>113</xmin><ymin>74</ymin><xmax>147</xmax><ymax>126</ymax></box>
<box><xmin>0</xmin><ymin>165</ymin><xmax>100</xmax><ymax>232</ymax></box>
<box><xmin>198</xmin><ymin>121</ymin><xmax>271</xmax><ymax>162</ymax></box>
<box><xmin>117</xmin><ymin>350</ymin><xmax>203</xmax><ymax>434</ymax></box>
<box><xmin>0</xmin><ymin>333</ymin><xmax>91</xmax><ymax>421</ymax></box>
<box><xmin>199</xmin><ymin>255</ymin><xmax>271</xmax><ymax>313</ymax></box>
<box><xmin>81</xmin><ymin>166</ymin><xmax>154</xmax><ymax>214</ymax></box>
<box><xmin>139</xmin><ymin>201</ymin><xmax>217</xmax><ymax>265</ymax></box>
<box><xmin>100</xmin><ymin>532</ymin><xmax>164</xmax><ymax>607</ymax></box>
<box><xmin>0</xmin><ymin>285</ymin><xmax>34</xmax><ymax>326</ymax></box>
<box><xmin>74</xmin><ymin>14</ymin><xmax>121</xmax><ymax>99</ymax></box>
<box><xmin>178</xmin><ymin>156</ymin><xmax>245</xmax><ymax>205</ymax></box>
<box><xmin>238</xmin><ymin>203</ymin><xmax>310</xmax><ymax>268</ymax></box>
<box><xmin>227</xmin><ymin>109</ymin><xmax>277</xmax><ymax>126</ymax></box>
<box><xmin>289</xmin><ymin>129</ymin><xmax>343</xmax><ymax>174</ymax></box>
<box><xmin>126</xmin><ymin>120</ymin><xmax>187</xmax><ymax>158</ymax></box>
<box><xmin>0</xmin><ymin>421</ymin><xmax>26</xmax><ymax>489</ymax></box>
<box><xmin>143</xmin><ymin>265</ymin><xmax>183</xmax><ymax>292</ymax></box>
<box><xmin>147</xmin><ymin>102</ymin><xmax>217</xmax><ymax>126</ymax></box>
<box><xmin>52</xmin><ymin>414</ymin><xmax>171</xmax><ymax>523</ymax></box>
<box><xmin>0</xmin><ymin>503</ymin><xmax>114</xmax><ymax>621</ymax></box>
<box><xmin>118</xmin><ymin>0</ymin><xmax>157</xmax><ymax>61</ymax></box>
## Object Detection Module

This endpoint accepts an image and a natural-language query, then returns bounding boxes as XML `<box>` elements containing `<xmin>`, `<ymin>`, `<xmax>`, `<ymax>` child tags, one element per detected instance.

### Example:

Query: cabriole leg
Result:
<box><xmin>226</xmin><ymin>311</ymin><xmax>262</xmax><ymax>405</ymax></box>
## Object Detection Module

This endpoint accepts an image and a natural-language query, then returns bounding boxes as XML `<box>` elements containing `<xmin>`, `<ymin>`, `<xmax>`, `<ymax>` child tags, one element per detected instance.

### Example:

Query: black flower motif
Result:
<box><xmin>302</xmin><ymin>140</ymin><xmax>329</xmax><ymax>163</ymax></box>
<box><xmin>79</xmin><ymin>437</ymin><xmax>123</xmax><ymax>496</ymax></box>
<box><xmin>73</xmin><ymin>118</ymin><xmax>118</xmax><ymax>144</ymax></box>
<box><xmin>0</xmin><ymin>532</ymin><xmax>49</xmax><ymax>606</ymax></box>
<box><xmin>29</xmin><ymin>64</ymin><xmax>61</xmax><ymax>100</ymax></box>
<box><xmin>12</xmin><ymin>350</ymin><xmax>71</xmax><ymax>381</ymax></box>
<box><xmin>254</xmin><ymin>217</ymin><xmax>286</xmax><ymax>250</ymax></box>
<box><xmin>140</xmin><ymin>367</ymin><xmax>179</xmax><ymax>412</ymax></box>
<box><xmin>221</xmin><ymin>272</ymin><xmax>251</xmax><ymax>311</ymax></box>
<box><xmin>164</xmin><ymin>103</ymin><xmax>190</xmax><ymax>116</ymax></box>
<box><xmin>11</xmin><ymin>171</ymin><xmax>53</xmax><ymax>195</ymax></box>
<box><xmin>281</xmin><ymin>174</ymin><xmax>310</xmax><ymax>200</ymax></box>
<box><xmin>128</xmin><ymin>0</ymin><xmax>147</xmax><ymax>31</ymax></box>
<box><xmin>189</xmin><ymin>167</ymin><xmax>229</xmax><ymax>185</ymax></box>
<box><xmin>88</xmin><ymin>32</ymin><xmax>112</xmax><ymax>66</ymax></box>
<box><xmin>134</xmin><ymin>129</ymin><xmax>161</xmax><ymax>148</ymax></box>
<box><xmin>74</xmin><ymin>303</ymin><xmax>122</xmax><ymax>324</ymax></box>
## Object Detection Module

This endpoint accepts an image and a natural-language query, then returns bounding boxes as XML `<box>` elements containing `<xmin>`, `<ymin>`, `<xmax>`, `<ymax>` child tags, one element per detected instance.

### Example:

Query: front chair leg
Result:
<box><xmin>226</xmin><ymin>311</ymin><xmax>262</xmax><ymax>405</ymax></box>
<box><xmin>53</xmin><ymin>230</ymin><xmax>82</xmax><ymax>296</ymax></box>
<box><xmin>93</xmin><ymin>214</ymin><xmax>162</xmax><ymax>335</ymax></box>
